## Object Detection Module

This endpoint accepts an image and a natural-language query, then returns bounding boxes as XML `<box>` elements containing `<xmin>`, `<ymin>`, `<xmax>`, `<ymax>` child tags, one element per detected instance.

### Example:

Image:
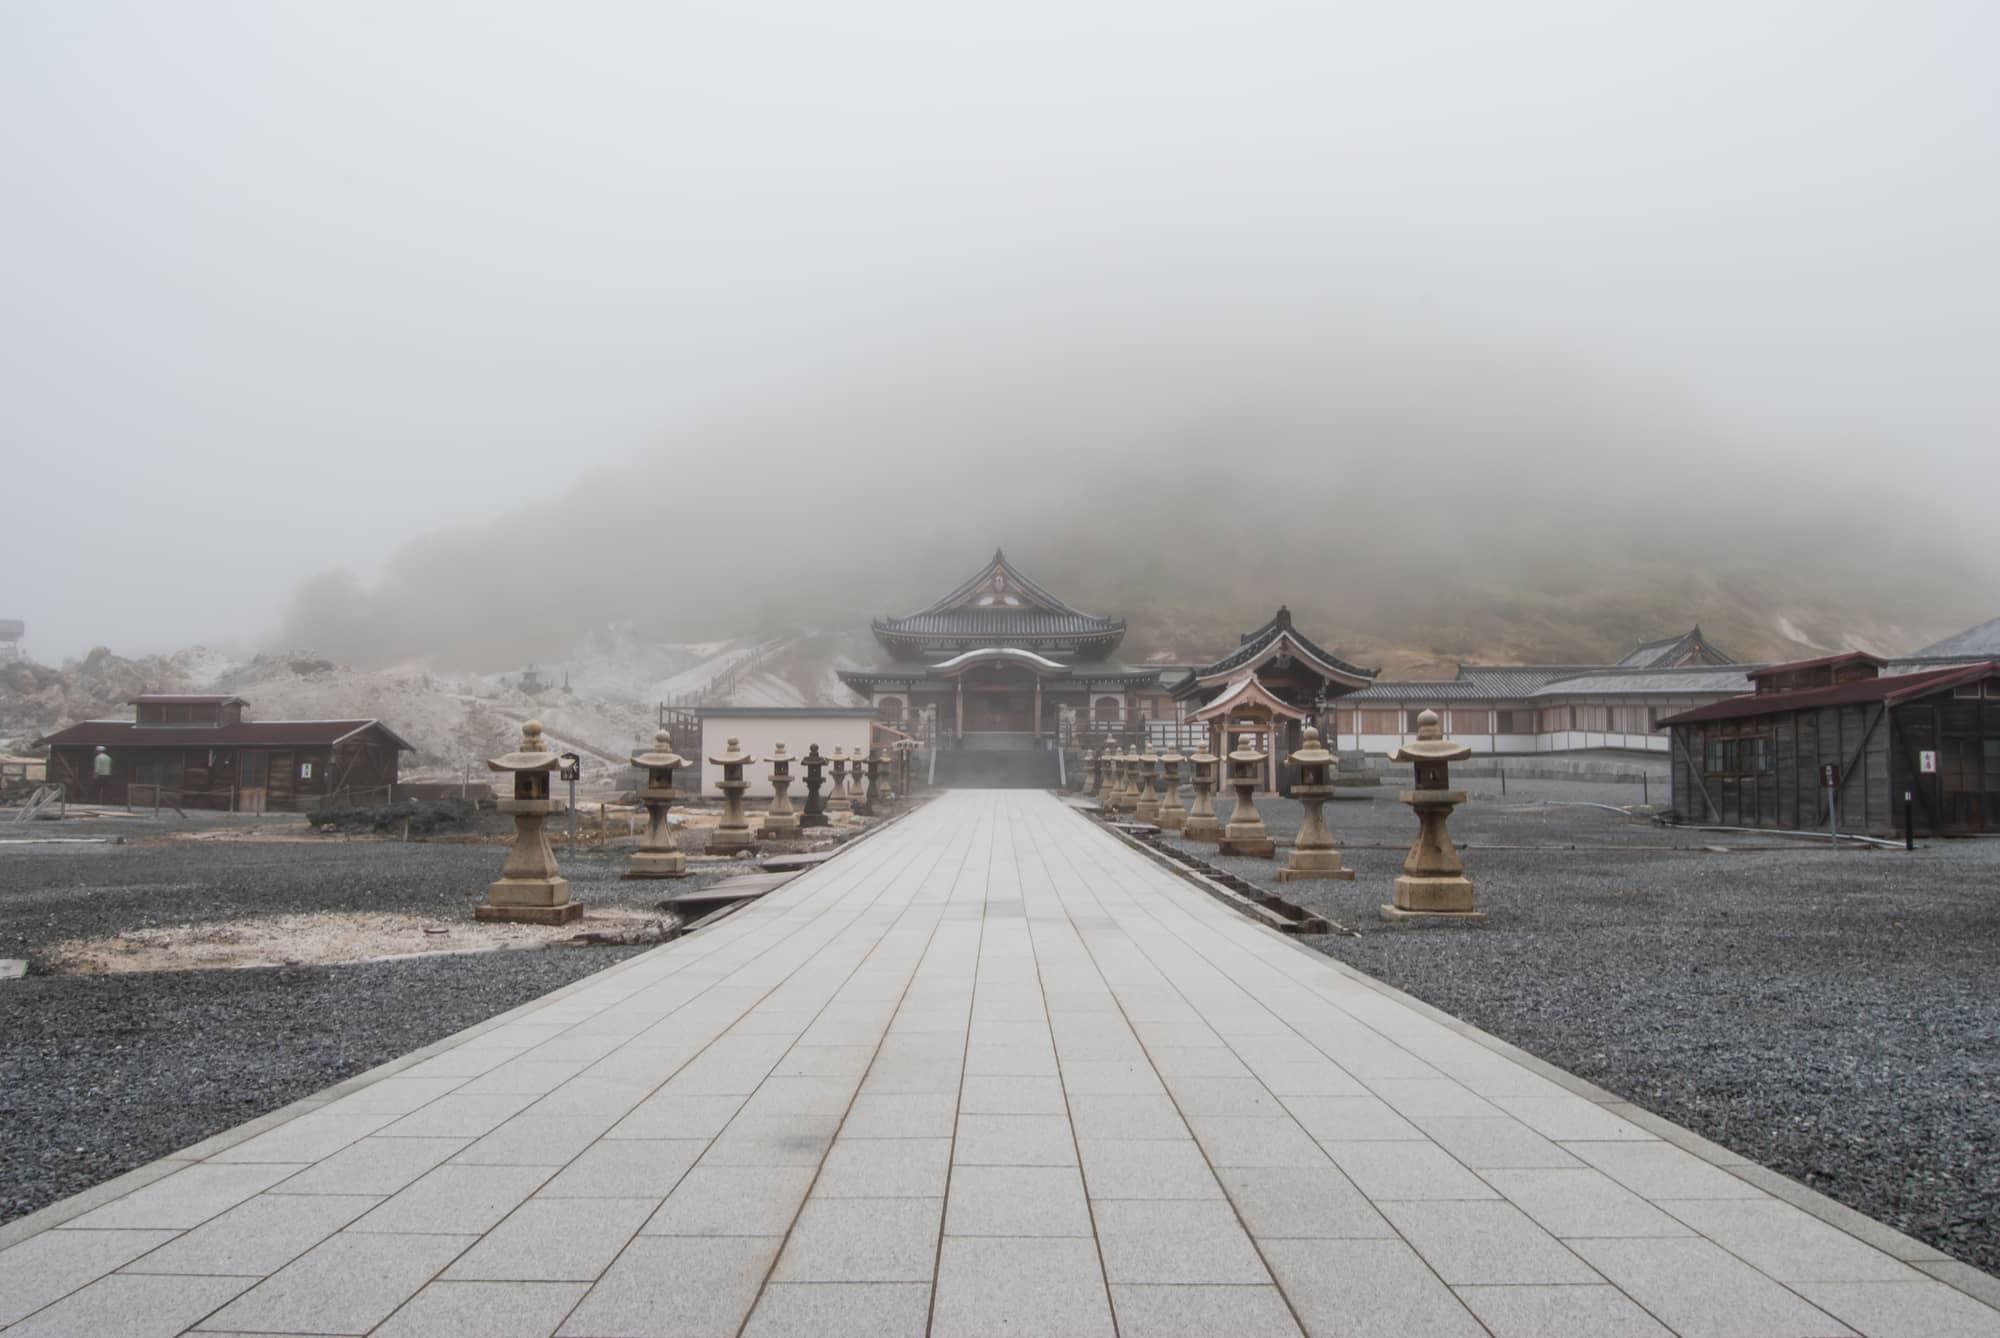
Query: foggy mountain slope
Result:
<box><xmin>276</xmin><ymin>307</ymin><xmax>1994</xmax><ymax>675</ymax></box>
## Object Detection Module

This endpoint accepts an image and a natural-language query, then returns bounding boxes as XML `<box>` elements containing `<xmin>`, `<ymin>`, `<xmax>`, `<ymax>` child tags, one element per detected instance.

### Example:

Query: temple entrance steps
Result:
<box><xmin>932</xmin><ymin>746</ymin><xmax>1061</xmax><ymax>788</ymax></box>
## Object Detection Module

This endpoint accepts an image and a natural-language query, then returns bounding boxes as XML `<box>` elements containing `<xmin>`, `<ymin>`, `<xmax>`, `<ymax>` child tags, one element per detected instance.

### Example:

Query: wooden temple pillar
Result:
<box><xmin>955</xmin><ymin>680</ymin><xmax>964</xmax><ymax>741</ymax></box>
<box><xmin>1034</xmin><ymin>677</ymin><xmax>1043</xmax><ymax>738</ymax></box>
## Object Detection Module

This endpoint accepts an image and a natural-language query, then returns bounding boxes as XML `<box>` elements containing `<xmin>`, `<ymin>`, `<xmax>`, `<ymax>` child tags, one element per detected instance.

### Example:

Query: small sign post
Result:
<box><xmin>560</xmin><ymin>752</ymin><xmax>582</xmax><ymax>855</ymax></box>
<box><xmin>1819</xmin><ymin>761</ymin><xmax>1840</xmax><ymax>846</ymax></box>
<box><xmin>1903</xmin><ymin>789</ymin><xmax>1915</xmax><ymax>851</ymax></box>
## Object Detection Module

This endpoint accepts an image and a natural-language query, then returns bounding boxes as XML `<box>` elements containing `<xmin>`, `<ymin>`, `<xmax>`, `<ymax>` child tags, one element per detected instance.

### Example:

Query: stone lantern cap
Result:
<box><xmin>1286</xmin><ymin>724</ymin><xmax>1336</xmax><ymax>770</ymax></box>
<box><xmin>631</xmin><ymin>728</ymin><xmax>688</xmax><ymax>771</ymax></box>
<box><xmin>710</xmin><ymin>736</ymin><xmax>757</xmax><ymax>767</ymax></box>
<box><xmin>1188</xmin><ymin>747</ymin><xmax>1218</xmax><ymax>767</ymax></box>
<box><xmin>1388</xmin><ymin>710</ymin><xmax>1472</xmax><ymax>763</ymax></box>
<box><xmin>1227</xmin><ymin>738</ymin><xmax>1267</xmax><ymax>766</ymax></box>
<box><xmin>769</xmin><ymin>742</ymin><xmax>792</xmax><ymax>762</ymax></box>
<box><xmin>490</xmin><ymin>720</ymin><xmax>561</xmax><ymax>773</ymax></box>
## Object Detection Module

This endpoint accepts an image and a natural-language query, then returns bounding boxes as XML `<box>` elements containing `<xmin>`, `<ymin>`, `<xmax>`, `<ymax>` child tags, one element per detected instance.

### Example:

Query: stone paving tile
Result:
<box><xmin>1379</xmin><ymin>1199</ymin><xmax>1602</xmax><ymax>1285</ymax></box>
<box><xmin>0</xmin><ymin>1229</ymin><xmax>181</xmax><ymax>1329</ymax></box>
<box><xmin>1261</xmin><ymin>1237</ymin><xmax>1487</xmax><ymax>1337</ymax></box>
<box><xmin>555</xmin><ymin>1235</ymin><xmax>781</xmax><ymax>1337</ymax></box>
<box><xmin>1093</xmin><ymin>1199</ymin><xmax>1271</xmax><ymax>1284</ymax></box>
<box><xmin>699</xmin><ymin>1113</ymin><xmax>841</xmax><ymax>1166</ymax></box>
<box><xmin>1661</xmin><ymin>1198</ymin><xmax>1920</xmax><ymax>1283</ymax></box>
<box><xmin>1054</xmin><ymin>1085</ymin><xmax>1185</xmax><ymax>1137</ymax></box>
<box><xmin>1481</xmin><ymin>1165</ymin><xmax>1696</xmax><ymax>1239</ymax></box>
<box><xmin>200</xmin><ymin>1230</ymin><xmax>476</xmax><ymax>1335</ymax></box>
<box><xmin>1413</xmin><ymin>1115</ymin><xmax>1587</xmax><ymax>1169</ymax></box>
<box><xmin>1187</xmin><ymin>1115</ymin><xmax>1330</xmax><ymax>1168</ymax></box>
<box><xmin>373</xmin><ymin>1280</ymin><xmax>590</xmax><ymax>1338</ymax></box>
<box><xmin>814</xmin><ymin>1137</ymin><xmax>952</xmax><ymax>1197</ymax></box>
<box><xmin>4</xmin><ymin>1272</ymin><xmax>254</xmax><ymax>1338</ymax></box>
<box><xmin>207</xmin><ymin>1112</ymin><xmax>397</xmax><ymax>1165</ymax></box>
<box><xmin>1454</xmin><ymin>1282</ymin><xmax>1674</xmax><ymax>1337</ymax></box>
<box><xmin>444</xmin><ymin>1196</ymin><xmax>657</xmax><ymax>1281</ymax></box>
<box><xmin>121</xmin><ymin>1193</ymin><xmax>379</xmax><ymax>1277</ymax></box>
<box><xmin>641</xmin><ymin>1166</ymin><xmax>816</xmax><ymax>1236</ymax></box>
<box><xmin>771</xmin><ymin>1197</ymin><xmax>943</xmax><ymax>1282</ymax></box>
<box><xmin>1320</xmin><ymin>1140</ymin><xmax>1501</xmax><ymax>1200</ymax></box>
<box><xmin>65</xmin><ymin>1162</ymin><xmax>306</xmax><ymax>1230</ymax></box>
<box><xmin>944</xmin><ymin>1164</ymin><xmax>1095</xmax><ymax>1236</ymax></box>
<box><xmin>1566</xmin><ymin>1138</ymin><xmax>1768</xmax><ymax>1200</ymax></box>
<box><xmin>534</xmin><ymin>1139</ymin><xmax>706</xmax><ymax>1198</ymax></box>
<box><xmin>931</xmin><ymin>1236</ymin><xmax>1115</xmax><ymax>1338</ymax></box>
<box><xmin>741</xmin><ymin>1282</ymin><xmax>933</xmax><ymax>1338</ymax></box>
<box><xmin>1569</xmin><ymin>1236</ymin><xmax>1856</xmax><ymax>1338</ymax></box>
<box><xmin>1078</xmin><ymin>1138</ymin><xmax>1224</xmax><ymax>1199</ymax></box>
<box><xmin>952</xmin><ymin>1113</ymin><xmax>1078</xmax><ymax>1165</ymax></box>
<box><xmin>266</xmin><ymin>1136</ymin><xmax>467</xmax><ymax>1196</ymax></box>
<box><xmin>349</xmin><ymin>1163</ymin><xmax>552</xmax><ymax>1234</ymax></box>
<box><xmin>604</xmin><ymin>1091</ymin><xmax>747</xmax><ymax>1140</ymax></box>
<box><xmin>377</xmin><ymin>1091</ymin><xmax>540</xmax><ymax>1139</ymax></box>
<box><xmin>841</xmin><ymin>1092</ymin><xmax>958</xmax><ymax>1138</ymax></box>
<box><xmin>1281</xmin><ymin>1094</ymin><xmax>1424</xmax><ymax>1140</ymax></box>
<box><xmin>451</xmin><ymin>1114</ymin><xmax>624</xmax><ymax>1167</ymax></box>
<box><xmin>957</xmin><ymin>1073</ymin><xmax>1067</xmax><ymax>1114</ymax></box>
<box><xmin>1492</xmin><ymin>1094</ymin><xmax>1655</xmax><ymax>1141</ymax></box>
<box><xmin>1215</xmin><ymin>1165</ymin><xmax>1395</xmax><ymax>1239</ymax></box>
<box><xmin>1108</xmin><ymin>1283</ymin><xmax>1304</xmax><ymax>1338</ymax></box>
<box><xmin>1793</xmin><ymin>1280</ymin><xmax>2000</xmax><ymax>1338</ymax></box>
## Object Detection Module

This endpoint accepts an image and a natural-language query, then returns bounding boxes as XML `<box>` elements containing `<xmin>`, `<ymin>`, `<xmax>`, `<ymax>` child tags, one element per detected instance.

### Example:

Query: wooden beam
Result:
<box><xmin>1672</xmin><ymin>727</ymin><xmax>1721</xmax><ymax>823</ymax></box>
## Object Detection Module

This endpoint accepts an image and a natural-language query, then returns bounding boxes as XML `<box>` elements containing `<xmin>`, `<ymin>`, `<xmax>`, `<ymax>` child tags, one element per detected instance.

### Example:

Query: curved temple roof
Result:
<box><xmin>871</xmin><ymin>549</ymin><xmax>1125</xmax><ymax>659</ymax></box>
<box><xmin>1177</xmin><ymin>606</ymin><xmax>1377</xmax><ymax>696</ymax></box>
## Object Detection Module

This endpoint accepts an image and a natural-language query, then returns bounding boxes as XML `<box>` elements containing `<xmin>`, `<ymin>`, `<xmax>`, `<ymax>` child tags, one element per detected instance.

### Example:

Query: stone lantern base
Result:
<box><xmin>1275</xmin><ymin>848</ymin><xmax>1354</xmax><ymax>882</ymax></box>
<box><xmin>1217</xmin><ymin>828</ymin><xmax>1275</xmax><ymax>858</ymax></box>
<box><xmin>1181</xmin><ymin>814</ymin><xmax>1222</xmax><ymax>841</ymax></box>
<box><xmin>708</xmin><ymin>828</ymin><xmax>758</xmax><ymax>856</ymax></box>
<box><xmin>762</xmin><ymin>814</ymin><xmax>800</xmax><ymax>839</ymax></box>
<box><xmin>1380</xmin><ymin>877</ymin><xmax>1483</xmax><ymax>921</ymax></box>
<box><xmin>478</xmin><ymin>873</ymin><xmax>581</xmax><ymax>924</ymax></box>
<box><xmin>623</xmin><ymin>850</ymin><xmax>688</xmax><ymax>879</ymax></box>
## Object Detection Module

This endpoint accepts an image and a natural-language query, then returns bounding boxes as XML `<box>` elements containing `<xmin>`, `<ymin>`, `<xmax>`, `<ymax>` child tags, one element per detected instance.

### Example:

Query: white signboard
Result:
<box><xmin>1919</xmin><ymin>750</ymin><xmax>1938</xmax><ymax>774</ymax></box>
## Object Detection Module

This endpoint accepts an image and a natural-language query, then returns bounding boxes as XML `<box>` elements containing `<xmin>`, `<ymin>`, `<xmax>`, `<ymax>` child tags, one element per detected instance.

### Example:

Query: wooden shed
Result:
<box><xmin>37</xmin><ymin>694</ymin><xmax>412</xmax><ymax>812</ymax></box>
<box><xmin>1658</xmin><ymin>655</ymin><xmax>2000</xmax><ymax>837</ymax></box>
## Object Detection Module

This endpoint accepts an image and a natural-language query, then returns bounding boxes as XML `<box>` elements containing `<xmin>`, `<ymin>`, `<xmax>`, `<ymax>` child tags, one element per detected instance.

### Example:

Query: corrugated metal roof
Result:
<box><xmin>1658</xmin><ymin>661</ymin><xmax>1999</xmax><ymax>726</ymax></box>
<box><xmin>1745</xmin><ymin>650</ymin><xmax>1883</xmax><ymax>681</ymax></box>
<box><xmin>38</xmin><ymin>719</ymin><xmax>413</xmax><ymax>750</ymax></box>
<box><xmin>1911</xmin><ymin>615</ymin><xmax>2000</xmax><ymax>659</ymax></box>
<box><xmin>127</xmin><ymin>694</ymin><xmax>248</xmax><ymax>705</ymax></box>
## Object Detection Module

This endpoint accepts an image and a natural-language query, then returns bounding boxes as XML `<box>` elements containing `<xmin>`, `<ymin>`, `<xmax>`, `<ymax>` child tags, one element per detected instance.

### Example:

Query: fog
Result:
<box><xmin>5</xmin><ymin>1</ymin><xmax>1996</xmax><ymax>666</ymax></box>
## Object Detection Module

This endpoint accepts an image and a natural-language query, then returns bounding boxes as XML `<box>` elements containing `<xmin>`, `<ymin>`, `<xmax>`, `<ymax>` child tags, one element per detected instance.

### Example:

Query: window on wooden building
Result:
<box><xmin>1495</xmin><ymin>710</ymin><xmax>1538</xmax><ymax>734</ymax></box>
<box><xmin>1359</xmin><ymin>710</ymin><xmax>1401</xmax><ymax>734</ymax></box>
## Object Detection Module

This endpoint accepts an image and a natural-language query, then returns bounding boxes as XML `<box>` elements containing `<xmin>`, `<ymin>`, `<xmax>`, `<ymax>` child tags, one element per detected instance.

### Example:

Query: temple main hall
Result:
<box><xmin>836</xmin><ymin>550</ymin><xmax>1174</xmax><ymax>757</ymax></box>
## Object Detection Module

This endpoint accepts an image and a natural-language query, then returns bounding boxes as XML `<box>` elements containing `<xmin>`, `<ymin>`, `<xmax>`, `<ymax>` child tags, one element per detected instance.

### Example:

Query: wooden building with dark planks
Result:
<box><xmin>1657</xmin><ymin>653</ymin><xmax>2000</xmax><ymax>837</ymax></box>
<box><xmin>37</xmin><ymin>694</ymin><xmax>412</xmax><ymax>812</ymax></box>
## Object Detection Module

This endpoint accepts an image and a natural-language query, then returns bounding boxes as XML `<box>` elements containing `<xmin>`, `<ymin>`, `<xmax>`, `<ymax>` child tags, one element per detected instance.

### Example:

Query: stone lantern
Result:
<box><xmin>1182</xmin><ymin>745</ymin><xmax>1221</xmax><ymax>840</ymax></box>
<box><xmin>1133</xmin><ymin>744</ymin><xmax>1161</xmax><ymax>823</ymax></box>
<box><xmin>825</xmin><ymin>747</ymin><xmax>853</xmax><ymax>815</ymax></box>
<box><xmin>708</xmin><ymin>736</ymin><xmax>759</xmax><ymax>855</ymax></box>
<box><xmin>1218</xmin><ymin>733</ymin><xmax>1276</xmax><ymax>857</ymax></box>
<box><xmin>1276</xmin><ymin>724</ymin><xmax>1353</xmax><ymax>882</ymax></box>
<box><xmin>1157</xmin><ymin>750</ymin><xmax>1188</xmax><ymax>832</ymax></box>
<box><xmin>480</xmin><ymin>720</ymin><xmax>580</xmax><ymax>923</ymax></box>
<box><xmin>763</xmin><ymin>742</ymin><xmax>800</xmax><ymax>839</ymax></box>
<box><xmin>1079</xmin><ymin>746</ymin><xmax>1097</xmax><ymax>797</ymax></box>
<box><xmin>798</xmin><ymin>744</ymin><xmax>830</xmax><ymax>829</ymax></box>
<box><xmin>1111</xmin><ymin>745</ymin><xmax>1134</xmax><ymax>812</ymax></box>
<box><xmin>861</xmin><ymin>750</ymin><xmax>885</xmax><ymax>814</ymax></box>
<box><xmin>624</xmin><ymin>727</ymin><xmax>690</xmax><ymax>880</ymax></box>
<box><xmin>1383</xmin><ymin>710</ymin><xmax>1480</xmax><ymax>920</ymax></box>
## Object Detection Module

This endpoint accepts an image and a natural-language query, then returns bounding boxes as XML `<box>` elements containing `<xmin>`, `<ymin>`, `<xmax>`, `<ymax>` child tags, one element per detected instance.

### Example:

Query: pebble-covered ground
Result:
<box><xmin>1147</xmin><ymin>776</ymin><xmax>2000</xmax><ymax>1277</ymax></box>
<box><xmin>0</xmin><ymin>810</ymin><xmax>883</xmax><ymax>1227</ymax></box>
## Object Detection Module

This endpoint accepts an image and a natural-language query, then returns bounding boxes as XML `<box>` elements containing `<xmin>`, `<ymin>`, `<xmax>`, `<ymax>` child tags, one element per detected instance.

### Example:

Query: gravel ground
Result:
<box><xmin>1147</xmin><ymin>778</ymin><xmax>2000</xmax><ymax>1276</ymax></box>
<box><xmin>0</xmin><ymin>949</ymin><xmax>648</xmax><ymax>1225</ymax></box>
<box><xmin>0</xmin><ymin>810</ymin><xmax>890</xmax><ymax>1228</ymax></box>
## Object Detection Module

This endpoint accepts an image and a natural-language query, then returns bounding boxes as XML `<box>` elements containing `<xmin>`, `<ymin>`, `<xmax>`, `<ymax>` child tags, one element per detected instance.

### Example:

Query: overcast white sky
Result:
<box><xmin>4</xmin><ymin>1</ymin><xmax>1995</xmax><ymax>661</ymax></box>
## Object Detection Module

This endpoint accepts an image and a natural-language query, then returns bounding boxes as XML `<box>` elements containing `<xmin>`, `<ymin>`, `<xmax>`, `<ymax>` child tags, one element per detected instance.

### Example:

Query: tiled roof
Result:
<box><xmin>1346</xmin><ymin>665</ymin><xmax>1758</xmax><ymax>702</ymax></box>
<box><xmin>38</xmin><ymin>719</ymin><xmax>414</xmax><ymax>750</ymax></box>
<box><xmin>1528</xmin><ymin>668</ymin><xmax>1759</xmax><ymax>697</ymax></box>
<box><xmin>1192</xmin><ymin>607</ymin><xmax>1376</xmax><ymax>685</ymax></box>
<box><xmin>873</xmin><ymin>610</ymin><xmax>1124</xmax><ymax>639</ymax></box>
<box><xmin>1659</xmin><ymin>661</ymin><xmax>1998</xmax><ymax>726</ymax></box>
<box><xmin>1612</xmin><ymin>627</ymin><xmax>1736</xmax><ymax>670</ymax></box>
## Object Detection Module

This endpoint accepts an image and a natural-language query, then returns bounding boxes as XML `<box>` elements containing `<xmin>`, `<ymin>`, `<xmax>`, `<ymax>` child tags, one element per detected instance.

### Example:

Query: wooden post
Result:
<box><xmin>955</xmin><ymin>679</ymin><xmax>964</xmax><ymax>739</ymax></box>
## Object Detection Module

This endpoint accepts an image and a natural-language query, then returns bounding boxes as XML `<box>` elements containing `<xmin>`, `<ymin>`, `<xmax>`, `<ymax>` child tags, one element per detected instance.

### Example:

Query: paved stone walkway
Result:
<box><xmin>4</xmin><ymin>790</ymin><xmax>1998</xmax><ymax>1336</ymax></box>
